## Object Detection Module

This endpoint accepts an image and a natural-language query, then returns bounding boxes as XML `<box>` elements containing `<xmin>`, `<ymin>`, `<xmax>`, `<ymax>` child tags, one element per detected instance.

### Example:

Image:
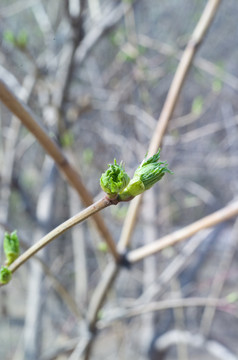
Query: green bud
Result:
<box><xmin>119</xmin><ymin>150</ymin><xmax>172</xmax><ymax>201</ymax></box>
<box><xmin>98</xmin><ymin>241</ymin><xmax>108</xmax><ymax>253</ymax></box>
<box><xmin>100</xmin><ymin>159</ymin><xmax>130</xmax><ymax>198</ymax></box>
<box><xmin>4</xmin><ymin>30</ymin><xmax>15</xmax><ymax>44</ymax></box>
<box><xmin>0</xmin><ymin>267</ymin><xmax>12</xmax><ymax>284</ymax></box>
<box><xmin>4</xmin><ymin>230</ymin><xmax>20</xmax><ymax>266</ymax></box>
<box><xmin>16</xmin><ymin>30</ymin><xmax>28</xmax><ymax>49</ymax></box>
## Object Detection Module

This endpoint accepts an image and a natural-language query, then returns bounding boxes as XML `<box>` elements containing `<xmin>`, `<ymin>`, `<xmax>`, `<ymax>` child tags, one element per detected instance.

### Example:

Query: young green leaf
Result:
<box><xmin>4</xmin><ymin>230</ymin><xmax>20</xmax><ymax>266</ymax></box>
<box><xmin>118</xmin><ymin>149</ymin><xmax>172</xmax><ymax>201</ymax></box>
<box><xmin>100</xmin><ymin>160</ymin><xmax>130</xmax><ymax>199</ymax></box>
<box><xmin>0</xmin><ymin>267</ymin><xmax>12</xmax><ymax>284</ymax></box>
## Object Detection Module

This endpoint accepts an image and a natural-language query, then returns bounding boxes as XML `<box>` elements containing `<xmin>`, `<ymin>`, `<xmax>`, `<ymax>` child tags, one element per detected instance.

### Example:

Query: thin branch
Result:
<box><xmin>5</xmin><ymin>197</ymin><xmax>112</xmax><ymax>276</ymax></box>
<box><xmin>85</xmin><ymin>263</ymin><xmax>118</xmax><ymax>360</ymax></box>
<box><xmin>149</xmin><ymin>329</ymin><xmax>238</xmax><ymax>360</ymax></box>
<box><xmin>35</xmin><ymin>257</ymin><xmax>82</xmax><ymax>319</ymax></box>
<box><xmin>117</xmin><ymin>0</ymin><xmax>221</xmax><ymax>252</ymax></box>
<box><xmin>138</xmin><ymin>35</ymin><xmax>238</xmax><ymax>92</ymax></box>
<box><xmin>99</xmin><ymin>297</ymin><xmax>229</xmax><ymax>327</ymax></box>
<box><xmin>136</xmin><ymin>228</ymin><xmax>214</xmax><ymax>304</ymax></box>
<box><xmin>200</xmin><ymin>218</ymin><xmax>238</xmax><ymax>336</ymax></box>
<box><xmin>1</xmin><ymin>222</ymin><xmax>82</xmax><ymax>319</ymax></box>
<box><xmin>87</xmin><ymin>262</ymin><xmax>118</xmax><ymax>330</ymax></box>
<box><xmin>128</xmin><ymin>200</ymin><xmax>238</xmax><ymax>263</ymax></box>
<box><xmin>75</xmin><ymin>0</ymin><xmax>138</xmax><ymax>65</ymax></box>
<box><xmin>0</xmin><ymin>79</ymin><xmax>119</xmax><ymax>261</ymax></box>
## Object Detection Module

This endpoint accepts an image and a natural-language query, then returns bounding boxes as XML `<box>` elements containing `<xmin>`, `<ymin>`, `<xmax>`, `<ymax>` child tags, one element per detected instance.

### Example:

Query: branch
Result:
<box><xmin>128</xmin><ymin>200</ymin><xmax>238</xmax><ymax>263</ymax></box>
<box><xmin>75</xmin><ymin>1</ymin><xmax>138</xmax><ymax>65</ymax></box>
<box><xmin>0</xmin><ymin>79</ymin><xmax>119</xmax><ymax>261</ymax></box>
<box><xmin>99</xmin><ymin>297</ymin><xmax>229</xmax><ymax>327</ymax></box>
<box><xmin>5</xmin><ymin>197</ymin><xmax>112</xmax><ymax>276</ymax></box>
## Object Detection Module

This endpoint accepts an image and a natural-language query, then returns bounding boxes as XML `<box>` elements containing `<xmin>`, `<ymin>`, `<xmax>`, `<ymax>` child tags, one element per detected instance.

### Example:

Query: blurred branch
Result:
<box><xmin>149</xmin><ymin>329</ymin><xmax>238</xmax><ymax>360</ymax></box>
<box><xmin>68</xmin><ymin>185</ymin><xmax>88</xmax><ymax>306</ymax></box>
<box><xmin>0</xmin><ymin>222</ymin><xmax>81</xmax><ymax>318</ymax></box>
<box><xmin>118</xmin><ymin>0</ymin><xmax>222</xmax><ymax>252</ymax></box>
<box><xmin>136</xmin><ymin>228</ymin><xmax>215</xmax><ymax>304</ymax></box>
<box><xmin>40</xmin><ymin>337</ymin><xmax>80</xmax><ymax>360</ymax></box>
<box><xmin>200</xmin><ymin>218</ymin><xmax>238</xmax><ymax>336</ymax></box>
<box><xmin>138</xmin><ymin>36</ymin><xmax>238</xmax><ymax>92</ymax></box>
<box><xmin>69</xmin><ymin>263</ymin><xmax>119</xmax><ymax>360</ymax></box>
<box><xmin>75</xmin><ymin>0</ymin><xmax>138</xmax><ymax>65</ymax></box>
<box><xmin>54</xmin><ymin>0</ymin><xmax>86</xmax><ymax>112</ymax></box>
<box><xmin>99</xmin><ymin>297</ymin><xmax>229</xmax><ymax>327</ymax></box>
<box><xmin>0</xmin><ymin>79</ymin><xmax>119</xmax><ymax>261</ymax></box>
<box><xmin>128</xmin><ymin>199</ymin><xmax>238</xmax><ymax>263</ymax></box>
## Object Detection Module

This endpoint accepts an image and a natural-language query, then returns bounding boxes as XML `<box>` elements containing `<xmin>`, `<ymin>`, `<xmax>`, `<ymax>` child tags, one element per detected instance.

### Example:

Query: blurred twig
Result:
<box><xmin>99</xmin><ymin>297</ymin><xmax>228</xmax><ymax>327</ymax></box>
<box><xmin>200</xmin><ymin>218</ymin><xmax>238</xmax><ymax>336</ymax></box>
<box><xmin>75</xmin><ymin>0</ymin><xmax>138</xmax><ymax>65</ymax></box>
<box><xmin>150</xmin><ymin>329</ymin><xmax>238</xmax><ymax>360</ymax></box>
<box><xmin>138</xmin><ymin>35</ymin><xmax>238</xmax><ymax>92</ymax></box>
<box><xmin>68</xmin><ymin>185</ymin><xmax>88</xmax><ymax>307</ymax></box>
<box><xmin>128</xmin><ymin>199</ymin><xmax>238</xmax><ymax>263</ymax></box>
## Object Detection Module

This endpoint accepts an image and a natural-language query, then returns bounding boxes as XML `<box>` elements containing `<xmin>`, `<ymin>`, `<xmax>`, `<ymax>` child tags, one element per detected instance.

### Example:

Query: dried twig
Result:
<box><xmin>200</xmin><ymin>219</ymin><xmax>238</xmax><ymax>336</ymax></box>
<box><xmin>128</xmin><ymin>200</ymin><xmax>238</xmax><ymax>263</ymax></box>
<box><xmin>99</xmin><ymin>297</ymin><xmax>229</xmax><ymax>327</ymax></box>
<box><xmin>152</xmin><ymin>329</ymin><xmax>238</xmax><ymax>360</ymax></box>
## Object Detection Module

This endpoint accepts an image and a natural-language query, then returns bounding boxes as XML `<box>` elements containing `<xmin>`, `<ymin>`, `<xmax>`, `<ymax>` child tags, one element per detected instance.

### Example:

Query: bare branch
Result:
<box><xmin>128</xmin><ymin>200</ymin><xmax>238</xmax><ymax>263</ymax></box>
<box><xmin>5</xmin><ymin>197</ymin><xmax>112</xmax><ymax>276</ymax></box>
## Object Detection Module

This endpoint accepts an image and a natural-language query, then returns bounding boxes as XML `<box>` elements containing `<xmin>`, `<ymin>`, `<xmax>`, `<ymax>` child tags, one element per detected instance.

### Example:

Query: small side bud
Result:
<box><xmin>100</xmin><ymin>159</ymin><xmax>130</xmax><ymax>199</ymax></box>
<box><xmin>119</xmin><ymin>150</ymin><xmax>172</xmax><ymax>201</ymax></box>
<box><xmin>0</xmin><ymin>266</ymin><xmax>12</xmax><ymax>284</ymax></box>
<box><xmin>4</xmin><ymin>230</ymin><xmax>20</xmax><ymax>266</ymax></box>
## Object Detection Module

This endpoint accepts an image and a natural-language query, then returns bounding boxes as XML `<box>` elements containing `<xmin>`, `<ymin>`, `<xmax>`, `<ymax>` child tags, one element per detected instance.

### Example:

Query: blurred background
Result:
<box><xmin>0</xmin><ymin>0</ymin><xmax>238</xmax><ymax>359</ymax></box>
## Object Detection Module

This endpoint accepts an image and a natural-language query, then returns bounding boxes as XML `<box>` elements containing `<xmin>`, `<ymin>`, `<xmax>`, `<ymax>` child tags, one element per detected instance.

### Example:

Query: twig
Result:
<box><xmin>136</xmin><ymin>229</ymin><xmax>214</xmax><ymax>304</ymax></box>
<box><xmin>87</xmin><ymin>262</ymin><xmax>118</xmax><ymax>330</ymax></box>
<box><xmin>6</xmin><ymin>197</ymin><xmax>113</xmax><ymax>275</ymax></box>
<box><xmin>138</xmin><ymin>36</ymin><xmax>238</xmax><ymax>93</ymax></box>
<box><xmin>200</xmin><ymin>218</ymin><xmax>238</xmax><ymax>336</ymax></box>
<box><xmin>128</xmin><ymin>200</ymin><xmax>238</xmax><ymax>263</ymax></box>
<box><xmin>68</xmin><ymin>185</ymin><xmax>88</xmax><ymax>306</ymax></box>
<box><xmin>83</xmin><ymin>262</ymin><xmax>118</xmax><ymax>360</ymax></box>
<box><xmin>117</xmin><ymin>0</ymin><xmax>221</xmax><ymax>252</ymax></box>
<box><xmin>0</xmin><ymin>79</ymin><xmax>119</xmax><ymax>261</ymax></box>
<box><xmin>99</xmin><ymin>297</ymin><xmax>228</xmax><ymax>327</ymax></box>
<box><xmin>75</xmin><ymin>1</ymin><xmax>138</xmax><ymax>66</ymax></box>
<box><xmin>151</xmin><ymin>329</ymin><xmax>238</xmax><ymax>360</ymax></box>
<box><xmin>171</xmin><ymin>280</ymin><xmax>189</xmax><ymax>360</ymax></box>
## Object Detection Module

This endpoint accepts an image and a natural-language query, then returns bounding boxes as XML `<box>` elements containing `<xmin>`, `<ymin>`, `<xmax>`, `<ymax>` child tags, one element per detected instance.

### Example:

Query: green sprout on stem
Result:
<box><xmin>119</xmin><ymin>150</ymin><xmax>172</xmax><ymax>201</ymax></box>
<box><xmin>0</xmin><ymin>266</ymin><xmax>12</xmax><ymax>284</ymax></box>
<box><xmin>4</xmin><ymin>29</ymin><xmax>28</xmax><ymax>49</ymax></box>
<box><xmin>4</xmin><ymin>230</ymin><xmax>20</xmax><ymax>266</ymax></box>
<box><xmin>100</xmin><ymin>159</ymin><xmax>130</xmax><ymax>199</ymax></box>
<box><xmin>100</xmin><ymin>150</ymin><xmax>172</xmax><ymax>201</ymax></box>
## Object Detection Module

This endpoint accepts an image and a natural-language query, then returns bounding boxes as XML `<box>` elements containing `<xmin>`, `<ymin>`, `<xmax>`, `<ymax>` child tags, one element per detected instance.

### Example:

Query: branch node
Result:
<box><xmin>118</xmin><ymin>252</ymin><xmax>131</xmax><ymax>269</ymax></box>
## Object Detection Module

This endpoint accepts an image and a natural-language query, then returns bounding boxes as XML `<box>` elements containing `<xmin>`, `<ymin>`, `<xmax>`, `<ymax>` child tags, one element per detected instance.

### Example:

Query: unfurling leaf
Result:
<box><xmin>4</xmin><ymin>230</ymin><xmax>20</xmax><ymax>266</ymax></box>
